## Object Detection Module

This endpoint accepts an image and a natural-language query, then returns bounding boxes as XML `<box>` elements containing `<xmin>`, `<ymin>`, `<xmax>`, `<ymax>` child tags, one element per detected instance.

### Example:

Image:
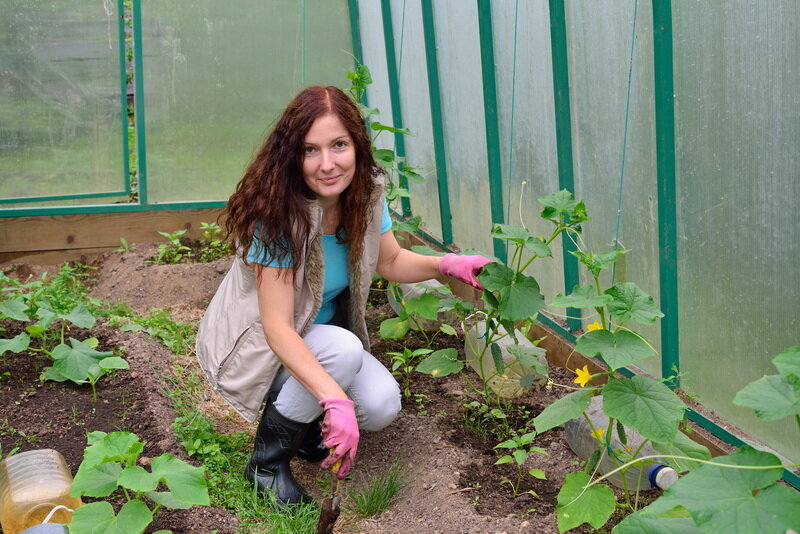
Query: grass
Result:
<box><xmin>344</xmin><ymin>460</ymin><xmax>409</xmax><ymax>517</ymax></box>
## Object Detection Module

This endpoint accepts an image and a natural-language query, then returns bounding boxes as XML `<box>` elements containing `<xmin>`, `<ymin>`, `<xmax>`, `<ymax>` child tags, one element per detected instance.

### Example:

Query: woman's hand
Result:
<box><xmin>319</xmin><ymin>397</ymin><xmax>359</xmax><ymax>478</ymax></box>
<box><xmin>438</xmin><ymin>253</ymin><xmax>493</xmax><ymax>289</ymax></box>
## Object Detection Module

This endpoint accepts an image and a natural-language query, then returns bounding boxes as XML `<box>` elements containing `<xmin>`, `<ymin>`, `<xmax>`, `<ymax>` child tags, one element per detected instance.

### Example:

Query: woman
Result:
<box><xmin>196</xmin><ymin>86</ymin><xmax>490</xmax><ymax>506</ymax></box>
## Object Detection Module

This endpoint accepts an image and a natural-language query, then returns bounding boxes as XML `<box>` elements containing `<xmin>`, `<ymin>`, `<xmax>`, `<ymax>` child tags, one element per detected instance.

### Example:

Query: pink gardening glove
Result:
<box><xmin>319</xmin><ymin>397</ymin><xmax>359</xmax><ymax>479</ymax></box>
<box><xmin>438</xmin><ymin>253</ymin><xmax>493</xmax><ymax>289</ymax></box>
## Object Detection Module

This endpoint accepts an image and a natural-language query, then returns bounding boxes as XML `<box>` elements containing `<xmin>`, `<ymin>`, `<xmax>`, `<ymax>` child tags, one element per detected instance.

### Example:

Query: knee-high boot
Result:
<box><xmin>296</xmin><ymin>416</ymin><xmax>329</xmax><ymax>463</ymax></box>
<box><xmin>244</xmin><ymin>402</ymin><xmax>314</xmax><ymax>506</ymax></box>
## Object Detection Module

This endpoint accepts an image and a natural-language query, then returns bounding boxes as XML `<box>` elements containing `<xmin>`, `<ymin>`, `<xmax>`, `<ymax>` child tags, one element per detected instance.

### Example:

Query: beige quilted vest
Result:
<box><xmin>196</xmin><ymin>183</ymin><xmax>385</xmax><ymax>422</ymax></box>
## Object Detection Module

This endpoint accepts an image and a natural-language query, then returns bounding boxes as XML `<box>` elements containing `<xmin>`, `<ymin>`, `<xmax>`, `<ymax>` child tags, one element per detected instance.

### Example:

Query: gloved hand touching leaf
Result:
<box><xmin>438</xmin><ymin>253</ymin><xmax>493</xmax><ymax>290</ymax></box>
<box><xmin>318</xmin><ymin>397</ymin><xmax>359</xmax><ymax>479</ymax></box>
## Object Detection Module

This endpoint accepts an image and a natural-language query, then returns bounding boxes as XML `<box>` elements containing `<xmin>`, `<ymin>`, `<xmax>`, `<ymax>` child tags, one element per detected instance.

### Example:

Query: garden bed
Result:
<box><xmin>1</xmin><ymin>245</ymin><xmax>678</xmax><ymax>533</ymax></box>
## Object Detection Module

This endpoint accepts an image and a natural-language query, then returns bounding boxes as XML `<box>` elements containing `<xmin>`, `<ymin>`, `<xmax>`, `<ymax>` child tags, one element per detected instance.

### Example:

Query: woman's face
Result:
<box><xmin>302</xmin><ymin>113</ymin><xmax>356</xmax><ymax>208</ymax></box>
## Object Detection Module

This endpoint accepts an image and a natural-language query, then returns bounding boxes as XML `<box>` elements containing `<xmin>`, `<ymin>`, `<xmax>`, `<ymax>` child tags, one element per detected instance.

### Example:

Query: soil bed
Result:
<box><xmin>1</xmin><ymin>246</ymin><xmax>666</xmax><ymax>533</ymax></box>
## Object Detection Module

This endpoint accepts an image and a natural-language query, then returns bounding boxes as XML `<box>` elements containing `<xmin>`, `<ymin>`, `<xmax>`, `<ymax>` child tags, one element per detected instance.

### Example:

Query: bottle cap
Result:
<box><xmin>649</xmin><ymin>465</ymin><xmax>678</xmax><ymax>490</ymax></box>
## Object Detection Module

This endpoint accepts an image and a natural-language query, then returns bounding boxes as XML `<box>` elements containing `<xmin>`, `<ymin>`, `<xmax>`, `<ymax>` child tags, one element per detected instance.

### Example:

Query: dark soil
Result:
<box><xmin>1</xmin><ymin>246</ymin><xmax>666</xmax><ymax>533</ymax></box>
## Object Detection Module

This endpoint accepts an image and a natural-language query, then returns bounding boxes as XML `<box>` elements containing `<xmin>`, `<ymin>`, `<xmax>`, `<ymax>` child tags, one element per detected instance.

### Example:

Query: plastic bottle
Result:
<box><xmin>564</xmin><ymin>396</ymin><xmax>679</xmax><ymax>492</ymax></box>
<box><xmin>464</xmin><ymin>322</ymin><xmax>548</xmax><ymax>399</ymax></box>
<box><xmin>0</xmin><ymin>449</ymin><xmax>82</xmax><ymax>534</ymax></box>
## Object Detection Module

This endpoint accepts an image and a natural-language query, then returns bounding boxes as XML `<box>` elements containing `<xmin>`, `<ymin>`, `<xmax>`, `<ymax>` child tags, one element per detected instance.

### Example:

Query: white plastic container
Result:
<box><xmin>564</xmin><ymin>396</ymin><xmax>678</xmax><ymax>491</ymax></box>
<box><xmin>464</xmin><ymin>322</ymin><xmax>548</xmax><ymax>399</ymax></box>
<box><xmin>0</xmin><ymin>450</ymin><xmax>81</xmax><ymax>534</ymax></box>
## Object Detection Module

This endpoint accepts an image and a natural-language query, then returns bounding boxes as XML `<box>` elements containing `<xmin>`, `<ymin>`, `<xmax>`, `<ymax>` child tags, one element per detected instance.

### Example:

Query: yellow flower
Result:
<box><xmin>587</xmin><ymin>321</ymin><xmax>602</xmax><ymax>332</ymax></box>
<box><xmin>573</xmin><ymin>365</ymin><xmax>592</xmax><ymax>387</ymax></box>
<box><xmin>591</xmin><ymin>427</ymin><xmax>606</xmax><ymax>441</ymax></box>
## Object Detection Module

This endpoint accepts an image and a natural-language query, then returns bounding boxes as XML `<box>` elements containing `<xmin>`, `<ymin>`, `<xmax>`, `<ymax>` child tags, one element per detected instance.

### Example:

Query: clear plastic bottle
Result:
<box><xmin>0</xmin><ymin>449</ymin><xmax>82</xmax><ymax>534</ymax></box>
<box><xmin>564</xmin><ymin>396</ymin><xmax>678</xmax><ymax>492</ymax></box>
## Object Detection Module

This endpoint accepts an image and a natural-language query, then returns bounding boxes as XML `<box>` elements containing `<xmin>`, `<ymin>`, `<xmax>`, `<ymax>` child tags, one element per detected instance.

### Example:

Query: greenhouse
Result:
<box><xmin>1</xmin><ymin>1</ymin><xmax>798</xmax><ymax>533</ymax></box>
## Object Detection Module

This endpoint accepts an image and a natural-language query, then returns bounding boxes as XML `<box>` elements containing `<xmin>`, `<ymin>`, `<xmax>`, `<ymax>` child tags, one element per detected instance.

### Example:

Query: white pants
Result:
<box><xmin>271</xmin><ymin>324</ymin><xmax>401</xmax><ymax>431</ymax></box>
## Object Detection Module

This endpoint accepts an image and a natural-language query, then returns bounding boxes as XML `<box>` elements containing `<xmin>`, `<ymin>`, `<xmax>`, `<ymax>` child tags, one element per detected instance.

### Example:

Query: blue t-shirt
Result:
<box><xmin>247</xmin><ymin>200</ymin><xmax>392</xmax><ymax>324</ymax></box>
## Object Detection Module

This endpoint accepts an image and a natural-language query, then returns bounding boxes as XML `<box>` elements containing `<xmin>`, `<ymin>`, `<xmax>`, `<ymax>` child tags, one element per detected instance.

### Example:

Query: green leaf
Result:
<box><xmin>405</xmin><ymin>293</ymin><xmax>441</xmax><ymax>321</ymax></box>
<box><xmin>100</xmin><ymin>356</ymin><xmax>130</xmax><ymax>370</ymax></box>
<box><xmin>71</xmin><ymin>461</ymin><xmax>124</xmax><ymax>498</ymax></box>
<box><xmin>551</xmin><ymin>285</ymin><xmax>613</xmax><ymax>309</ymax></box>
<box><xmin>603</xmin><ymin>377</ymin><xmax>686</xmax><ymax>445</ymax></box>
<box><xmin>773</xmin><ymin>346</ymin><xmax>800</xmax><ymax>377</ymax></box>
<box><xmin>652</xmin><ymin>430</ymin><xmax>711</xmax><ymax>472</ymax></box>
<box><xmin>416</xmin><ymin>348</ymin><xmax>463</xmax><ymax>377</ymax></box>
<box><xmin>50</xmin><ymin>338</ymin><xmax>113</xmax><ymax>384</ymax></box>
<box><xmin>0</xmin><ymin>298</ymin><xmax>29</xmax><ymax>321</ymax></box>
<box><xmin>539</xmin><ymin>190</ymin><xmax>579</xmax><ymax>222</ymax></box>
<box><xmin>488</xmin><ymin>268</ymin><xmax>544</xmax><ymax>322</ymax></box>
<box><xmin>371</xmin><ymin>122</ymin><xmax>411</xmax><ymax>135</ymax></box>
<box><xmin>491</xmin><ymin>224</ymin><xmax>552</xmax><ymax>257</ymax></box>
<box><xmin>379</xmin><ymin>317</ymin><xmax>409</xmax><ymax>339</ymax></box>
<box><xmin>533</xmin><ymin>389</ymin><xmax>593</xmax><ymax>434</ymax></box>
<box><xmin>512</xmin><ymin>449</ymin><xmax>527</xmax><ymax>465</ymax></box>
<box><xmin>556</xmin><ymin>471</ymin><xmax>616</xmax><ymax>533</ymax></box>
<box><xmin>605</xmin><ymin>283</ymin><xmax>664</xmax><ymax>325</ymax></box>
<box><xmin>490</xmin><ymin>342</ymin><xmax>504</xmax><ymax>374</ymax></box>
<box><xmin>572</xmin><ymin>249</ymin><xmax>629</xmax><ymax>278</ymax></box>
<box><xmin>26</xmin><ymin>324</ymin><xmax>46</xmax><ymax>337</ymax></box>
<box><xmin>145</xmin><ymin>490</ymin><xmax>195</xmax><ymax>510</ymax></box>
<box><xmin>150</xmin><ymin>454</ymin><xmax>209</xmax><ymax>505</ymax></box>
<box><xmin>69</xmin><ymin>500</ymin><xmax>152</xmax><ymax>534</ymax></box>
<box><xmin>575</xmin><ymin>329</ymin><xmax>653</xmax><ymax>370</ymax></box>
<box><xmin>614</xmin><ymin>513</ymin><xmax>703</xmax><ymax>534</ymax></box>
<box><xmin>733</xmin><ymin>374</ymin><xmax>800</xmax><ymax>421</ymax></box>
<box><xmin>529</xmin><ymin>468</ymin><xmax>546</xmax><ymax>479</ymax></box>
<box><xmin>80</xmin><ymin>431</ymin><xmax>144</xmax><ymax>468</ymax></box>
<box><xmin>439</xmin><ymin>323</ymin><xmax>457</xmax><ymax>336</ymax></box>
<box><xmin>62</xmin><ymin>303</ymin><xmax>97</xmax><ymax>329</ymax></box>
<box><xmin>118</xmin><ymin>465</ymin><xmax>158</xmax><ymax>492</ymax></box>
<box><xmin>643</xmin><ymin>447</ymin><xmax>800</xmax><ymax>534</ymax></box>
<box><xmin>120</xmin><ymin>322</ymin><xmax>145</xmax><ymax>332</ymax></box>
<box><xmin>0</xmin><ymin>332</ymin><xmax>30</xmax><ymax>355</ymax></box>
<box><xmin>507</xmin><ymin>344</ymin><xmax>548</xmax><ymax>375</ymax></box>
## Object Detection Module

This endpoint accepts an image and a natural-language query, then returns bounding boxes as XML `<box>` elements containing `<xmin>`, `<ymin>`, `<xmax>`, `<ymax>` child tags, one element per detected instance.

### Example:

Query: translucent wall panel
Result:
<box><xmin>491</xmin><ymin>1</ymin><xmax>563</xmax><ymax>302</ymax></box>
<box><xmin>357</xmin><ymin>0</ymin><xmax>394</xmax><ymax>159</ymax></box>
<box><xmin>565</xmin><ymin>1</ymin><xmax>661</xmax><ymax>376</ymax></box>
<box><xmin>674</xmin><ymin>1</ymin><xmax>799</xmax><ymax>463</ymax></box>
<box><xmin>392</xmin><ymin>1</ymin><xmax>442</xmax><ymax>239</ymax></box>
<box><xmin>433</xmin><ymin>0</ymin><xmax>493</xmax><ymax>256</ymax></box>
<box><xmin>141</xmin><ymin>0</ymin><xmax>354</xmax><ymax>203</ymax></box>
<box><xmin>0</xmin><ymin>1</ymin><xmax>125</xmax><ymax>203</ymax></box>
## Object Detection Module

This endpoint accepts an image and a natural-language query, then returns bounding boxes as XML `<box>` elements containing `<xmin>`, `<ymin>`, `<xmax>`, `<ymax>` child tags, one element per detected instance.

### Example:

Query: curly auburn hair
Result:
<box><xmin>223</xmin><ymin>86</ymin><xmax>380</xmax><ymax>276</ymax></box>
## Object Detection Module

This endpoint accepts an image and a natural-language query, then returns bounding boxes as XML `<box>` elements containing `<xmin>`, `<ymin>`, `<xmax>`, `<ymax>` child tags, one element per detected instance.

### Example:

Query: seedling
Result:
<box><xmin>70</xmin><ymin>431</ymin><xmax>210</xmax><ymax>533</ymax></box>
<box><xmin>387</xmin><ymin>347</ymin><xmax>432</xmax><ymax>398</ymax></box>
<box><xmin>198</xmin><ymin>222</ymin><xmax>233</xmax><ymax>262</ymax></box>
<box><xmin>494</xmin><ymin>432</ymin><xmax>547</xmax><ymax>498</ymax></box>
<box><xmin>151</xmin><ymin>229</ymin><xmax>192</xmax><ymax>264</ymax></box>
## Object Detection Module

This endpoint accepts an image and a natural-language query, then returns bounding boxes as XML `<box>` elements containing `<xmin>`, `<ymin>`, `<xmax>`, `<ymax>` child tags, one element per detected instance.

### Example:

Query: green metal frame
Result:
<box><xmin>348</xmin><ymin>0</ymin><xmax>364</xmax><ymax>68</ymax></box>
<box><xmin>380</xmin><ymin>0</ymin><xmax>412</xmax><ymax>217</ymax></box>
<box><xmin>1</xmin><ymin>201</ymin><xmax>226</xmax><ymax>218</ymax></box>
<box><xmin>652</xmin><ymin>0</ymin><xmax>680</xmax><ymax>389</ymax></box>
<box><xmin>131</xmin><ymin>0</ymin><xmax>148</xmax><ymax>204</ymax></box>
<box><xmin>548</xmin><ymin>0</ymin><xmax>582</xmax><ymax>333</ymax></box>
<box><xmin>477</xmin><ymin>0</ymin><xmax>506</xmax><ymax>263</ymax></box>
<box><xmin>0</xmin><ymin>0</ymin><xmax>130</xmax><ymax>211</ymax></box>
<box><xmin>420</xmin><ymin>0</ymin><xmax>453</xmax><ymax>245</ymax></box>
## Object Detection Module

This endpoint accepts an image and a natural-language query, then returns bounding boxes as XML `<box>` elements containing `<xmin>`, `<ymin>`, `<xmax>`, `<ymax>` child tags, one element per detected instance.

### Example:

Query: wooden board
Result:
<box><xmin>0</xmin><ymin>208</ymin><xmax>225</xmax><ymax>263</ymax></box>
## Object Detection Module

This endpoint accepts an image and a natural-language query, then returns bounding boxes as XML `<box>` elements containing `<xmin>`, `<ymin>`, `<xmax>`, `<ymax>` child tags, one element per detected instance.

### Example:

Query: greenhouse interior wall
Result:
<box><xmin>1</xmin><ymin>0</ymin><xmax>797</xmax><ymax>484</ymax></box>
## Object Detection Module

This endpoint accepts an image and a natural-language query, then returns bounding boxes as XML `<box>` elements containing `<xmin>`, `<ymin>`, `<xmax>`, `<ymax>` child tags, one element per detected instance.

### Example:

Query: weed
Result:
<box><xmin>387</xmin><ymin>347</ymin><xmax>432</xmax><ymax>398</ymax></box>
<box><xmin>198</xmin><ymin>222</ymin><xmax>233</xmax><ymax>262</ymax></box>
<box><xmin>345</xmin><ymin>460</ymin><xmax>409</xmax><ymax>517</ymax></box>
<box><xmin>116</xmin><ymin>237</ymin><xmax>136</xmax><ymax>253</ymax></box>
<box><xmin>413</xmin><ymin>392</ymin><xmax>429</xmax><ymax>415</ymax></box>
<box><xmin>151</xmin><ymin>229</ymin><xmax>193</xmax><ymax>264</ymax></box>
<box><xmin>494</xmin><ymin>432</ymin><xmax>547</xmax><ymax>498</ymax></box>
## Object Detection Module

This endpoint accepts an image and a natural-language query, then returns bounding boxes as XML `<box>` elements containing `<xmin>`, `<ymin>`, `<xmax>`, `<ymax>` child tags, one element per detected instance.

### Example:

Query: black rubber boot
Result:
<box><xmin>244</xmin><ymin>402</ymin><xmax>314</xmax><ymax>506</ymax></box>
<box><xmin>296</xmin><ymin>417</ymin><xmax>329</xmax><ymax>463</ymax></box>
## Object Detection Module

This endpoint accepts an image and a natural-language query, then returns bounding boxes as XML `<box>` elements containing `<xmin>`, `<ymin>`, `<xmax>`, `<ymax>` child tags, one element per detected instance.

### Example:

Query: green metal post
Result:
<box><xmin>131</xmin><ymin>0</ymin><xmax>148</xmax><ymax>204</ymax></box>
<box><xmin>548</xmin><ymin>0</ymin><xmax>581</xmax><ymax>333</ymax></box>
<box><xmin>380</xmin><ymin>0</ymin><xmax>411</xmax><ymax>217</ymax></box>
<box><xmin>420</xmin><ymin>0</ymin><xmax>453</xmax><ymax>245</ymax></box>
<box><xmin>653</xmin><ymin>0</ymin><xmax>679</xmax><ymax>388</ymax></box>
<box><xmin>348</xmin><ymin>0</ymin><xmax>364</xmax><ymax>68</ymax></box>
<box><xmin>117</xmin><ymin>0</ymin><xmax>131</xmax><ymax>196</ymax></box>
<box><xmin>477</xmin><ymin>0</ymin><xmax>506</xmax><ymax>262</ymax></box>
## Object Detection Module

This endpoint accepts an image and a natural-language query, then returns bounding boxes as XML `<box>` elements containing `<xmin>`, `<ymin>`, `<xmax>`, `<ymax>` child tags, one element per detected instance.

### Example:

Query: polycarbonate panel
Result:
<box><xmin>491</xmin><ymin>1</ymin><xmax>563</xmax><ymax>303</ymax></box>
<box><xmin>392</xmin><ymin>1</ymin><xmax>442</xmax><ymax>239</ymax></box>
<box><xmin>0</xmin><ymin>1</ymin><xmax>125</xmax><ymax>203</ymax></box>
<box><xmin>141</xmin><ymin>0</ymin><xmax>354</xmax><ymax>203</ymax></box>
<box><xmin>565</xmin><ymin>1</ymin><xmax>661</xmax><ymax>376</ymax></box>
<box><xmin>433</xmin><ymin>0</ymin><xmax>493</xmax><ymax>256</ymax></box>
<box><xmin>357</xmin><ymin>1</ymin><xmax>394</xmax><ymax>159</ymax></box>
<box><xmin>674</xmin><ymin>1</ymin><xmax>800</xmax><ymax>463</ymax></box>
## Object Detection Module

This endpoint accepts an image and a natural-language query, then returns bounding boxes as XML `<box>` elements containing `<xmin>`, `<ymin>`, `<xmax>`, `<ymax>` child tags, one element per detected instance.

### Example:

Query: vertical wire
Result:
<box><xmin>611</xmin><ymin>0</ymin><xmax>639</xmax><ymax>284</ymax></box>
